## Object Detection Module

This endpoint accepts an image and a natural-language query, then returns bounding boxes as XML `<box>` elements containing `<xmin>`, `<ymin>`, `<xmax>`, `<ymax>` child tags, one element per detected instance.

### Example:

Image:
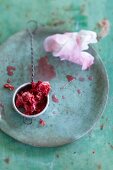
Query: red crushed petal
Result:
<box><xmin>66</xmin><ymin>75</ymin><xmax>75</xmax><ymax>82</ymax></box>
<box><xmin>16</xmin><ymin>94</ymin><xmax>23</xmax><ymax>107</ymax></box>
<box><xmin>38</xmin><ymin>81</ymin><xmax>51</xmax><ymax>96</ymax></box>
<box><xmin>52</xmin><ymin>94</ymin><xmax>59</xmax><ymax>103</ymax></box>
<box><xmin>31</xmin><ymin>81</ymin><xmax>50</xmax><ymax>96</ymax></box>
<box><xmin>4</xmin><ymin>83</ymin><xmax>15</xmax><ymax>90</ymax></box>
<box><xmin>24</xmin><ymin>103</ymin><xmax>36</xmax><ymax>115</ymax></box>
<box><xmin>7</xmin><ymin>66</ymin><xmax>16</xmax><ymax>76</ymax></box>
<box><xmin>39</xmin><ymin>119</ymin><xmax>46</xmax><ymax>126</ymax></box>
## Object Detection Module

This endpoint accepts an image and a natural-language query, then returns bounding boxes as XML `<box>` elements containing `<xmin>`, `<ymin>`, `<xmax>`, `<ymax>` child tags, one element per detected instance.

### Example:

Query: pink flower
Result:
<box><xmin>44</xmin><ymin>30</ymin><xmax>97</xmax><ymax>70</ymax></box>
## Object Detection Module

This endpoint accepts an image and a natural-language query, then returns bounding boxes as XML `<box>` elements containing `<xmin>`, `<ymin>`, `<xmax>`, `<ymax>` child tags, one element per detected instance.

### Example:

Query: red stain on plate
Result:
<box><xmin>39</xmin><ymin>119</ymin><xmax>46</xmax><ymax>126</ymax></box>
<box><xmin>7</xmin><ymin>66</ymin><xmax>16</xmax><ymax>76</ymax></box>
<box><xmin>88</xmin><ymin>76</ymin><xmax>93</xmax><ymax>81</ymax></box>
<box><xmin>77</xmin><ymin>89</ymin><xmax>81</xmax><ymax>94</ymax></box>
<box><xmin>60</xmin><ymin>75</ymin><xmax>75</xmax><ymax>90</ymax></box>
<box><xmin>78</xmin><ymin>76</ymin><xmax>85</xmax><ymax>82</ymax></box>
<box><xmin>36</xmin><ymin>56</ymin><xmax>56</xmax><ymax>81</ymax></box>
<box><xmin>66</xmin><ymin>75</ymin><xmax>75</xmax><ymax>82</ymax></box>
<box><xmin>52</xmin><ymin>94</ymin><xmax>59</xmax><ymax>103</ymax></box>
<box><xmin>4</xmin><ymin>83</ymin><xmax>14</xmax><ymax>90</ymax></box>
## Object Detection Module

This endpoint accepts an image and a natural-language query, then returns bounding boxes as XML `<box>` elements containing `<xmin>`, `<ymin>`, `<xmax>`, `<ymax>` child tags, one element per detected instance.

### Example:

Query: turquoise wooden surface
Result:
<box><xmin>0</xmin><ymin>0</ymin><xmax>112</xmax><ymax>169</ymax></box>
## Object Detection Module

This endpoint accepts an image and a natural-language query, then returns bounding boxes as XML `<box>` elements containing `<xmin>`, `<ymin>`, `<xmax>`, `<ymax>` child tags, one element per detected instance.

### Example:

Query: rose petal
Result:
<box><xmin>80</xmin><ymin>52</ymin><xmax>94</xmax><ymax>70</ymax></box>
<box><xmin>44</xmin><ymin>30</ymin><xmax>97</xmax><ymax>70</ymax></box>
<box><xmin>44</xmin><ymin>34</ymin><xmax>69</xmax><ymax>52</ymax></box>
<box><xmin>53</xmin><ymin>37</ymin><xmax>80</xmax><ymax>61</ymax></box>
<box><xmin>78</xmin><ymin>30</ymin><xmax>97</xmax><ymax>50</ymax></box>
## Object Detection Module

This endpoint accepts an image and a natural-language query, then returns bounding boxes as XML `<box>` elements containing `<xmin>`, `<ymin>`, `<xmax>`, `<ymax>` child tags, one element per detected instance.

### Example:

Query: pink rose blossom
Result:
<box><xmin>44</xmin><ymin>30</ymin><xmax>97</xmax><ymax>70</ymax></box>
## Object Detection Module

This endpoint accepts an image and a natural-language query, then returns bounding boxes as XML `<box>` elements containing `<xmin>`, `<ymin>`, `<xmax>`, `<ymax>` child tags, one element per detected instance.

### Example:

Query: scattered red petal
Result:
<box><xmin>78</xmin><ymin>77</ymin><xmax>85</xmax><ymax>82</ymax></box>
<box><xmin>98</xmin><ymin>19</ymin><xmax>110</xmax><ymax>38</ymax></box>
<box><xmin>4</xmin><ymin>83</ymin><xmax>14</xmax><ymax>90</ymax></box>
<box><xmin>7</xmin><ymin>66</ymin><xmax>16</xmax><ymax>76</ymax></box>
<box><xmin>88</xmin><ymin>76</ymin><xmax>93</xmax><ymax>81</ymax></box>
<box><xmin>52</xmin><ymin>94</ymin><xmax>59</xmax><ymax>103</ymax></box>
<box><xmin>66</xmin><ymin>75</ymin><xmax>75</xmax><ymax>82</ymax></box>
<box><xmin>77</xmin><ymin>89</ymin><xmax>81</xmax><ymax>94</ymax></box>
<box><xmin>39</xmin><ymin>119</ymin><xmax>46</xmax><ymax>126</ymax></box>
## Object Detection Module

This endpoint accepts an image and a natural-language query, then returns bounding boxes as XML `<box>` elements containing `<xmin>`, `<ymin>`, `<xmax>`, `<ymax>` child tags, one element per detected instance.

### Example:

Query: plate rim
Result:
<box><xmin>0</xmin><ymin>30</ymin><xmax>109</xmax><ymax>147</ymax></box>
